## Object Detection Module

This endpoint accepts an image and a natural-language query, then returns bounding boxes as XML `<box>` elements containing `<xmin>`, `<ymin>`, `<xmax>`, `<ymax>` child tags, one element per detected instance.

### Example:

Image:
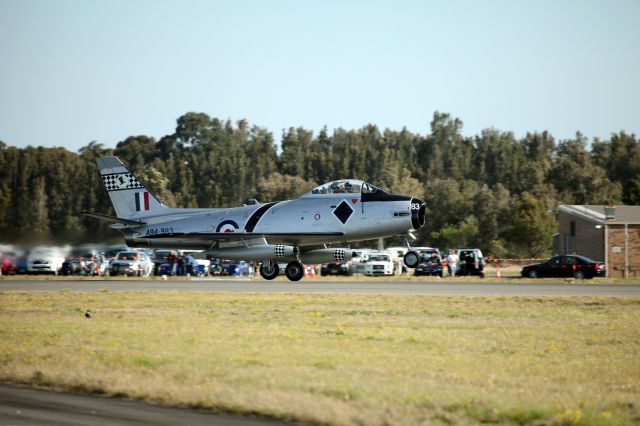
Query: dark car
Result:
<box><xmin>157</xmin><ymin>255</ymin><xmax>203</xmax><ymax>276</ymax></box>
<box><xmin>209</xmin><ymin>259</ymin><xmax>250</xmax><ymax>276</ymax></box>
<box><xmin>60</xmin><ymin>259</ymin><xmax>83</xmax><ymax>276</ymax></box>
<box><xmin>413</xmin><ymin>249</ymin><xmax>443</xmax><ymax>277</ymax></box>
<box><xmin>61</xmin><ymin>251</ymin><xmax>105</xmax><ymax>276</ymax></box>
<box><xmin>321</xmin><ymin>261</ymin><xmax>353</xmax><ymax>276</ymax></box>
<box><xmin>457</xmin><ymin>249</ymin><xmax>485</xmax><ymax>277</ymax></box>
<box><xmin>414</xmin><ymin>256</ymin><xmax>443</xmax><ymax>277</ymax></box>
<box><xmin>521</xmin><ymin>254</ymin><xmax>606</xmax><ymax>279</ymax></box>
<box><xmin>152</xmin><ymin>250</ymin><xmax>178</xmax><ymax>275</ymax></box>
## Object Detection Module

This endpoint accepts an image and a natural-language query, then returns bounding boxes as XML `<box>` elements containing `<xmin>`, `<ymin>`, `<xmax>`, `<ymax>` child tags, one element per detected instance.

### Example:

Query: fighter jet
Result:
<box><xmin>82</xmin><ymin>156</ymin><xmax>426</xmax><ymax>281</ymax></box>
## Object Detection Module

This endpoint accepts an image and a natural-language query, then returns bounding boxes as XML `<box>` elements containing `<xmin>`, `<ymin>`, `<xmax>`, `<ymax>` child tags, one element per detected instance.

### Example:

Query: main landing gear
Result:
<box><xmin>259</xmin><ymin>261</ymin><xmax>279</xmax><ymax>280</ymax></box>
<box><xmin>259</xmin><ymin>260</ymin><xmax>305</xmax><ymax>281</ymax></box>
<box><xmin>284</xmin><ymin>261</ymin><xmax>304</xmax><ymax>281</ymax></box>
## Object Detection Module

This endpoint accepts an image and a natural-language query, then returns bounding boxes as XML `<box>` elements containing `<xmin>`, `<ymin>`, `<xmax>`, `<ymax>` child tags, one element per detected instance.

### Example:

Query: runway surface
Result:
<box><xmin>0</xmin><ymin>384</ymin><xmax>288</xmax><ymax>426</ymax></box>
<box><xmin>1</xmin><ymin>278</ymin><xmax>639</xmax><ymax>297</ymax></box>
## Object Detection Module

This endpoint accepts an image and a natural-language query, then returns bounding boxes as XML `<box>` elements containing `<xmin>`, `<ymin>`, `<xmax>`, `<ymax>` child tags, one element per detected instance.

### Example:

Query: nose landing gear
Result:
<box><xmin>400</xmin><ymin>234</ymin><xmax>420</xmax><ymax>269</ymax></box>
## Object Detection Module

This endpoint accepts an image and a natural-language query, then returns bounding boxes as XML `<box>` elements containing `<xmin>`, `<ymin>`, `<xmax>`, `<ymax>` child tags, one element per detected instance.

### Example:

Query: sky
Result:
<box><xmin>1</xmin><ymin>0</ymin><xmax>639</xmax><ymax>152</ymax></box>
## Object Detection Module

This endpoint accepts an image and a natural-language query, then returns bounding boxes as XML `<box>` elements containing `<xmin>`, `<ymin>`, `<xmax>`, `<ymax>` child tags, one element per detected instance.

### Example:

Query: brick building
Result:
<box><xmin>555</xmin><ymin>205</ymin><xmax>640</xmax><ymax>278</ymax></box>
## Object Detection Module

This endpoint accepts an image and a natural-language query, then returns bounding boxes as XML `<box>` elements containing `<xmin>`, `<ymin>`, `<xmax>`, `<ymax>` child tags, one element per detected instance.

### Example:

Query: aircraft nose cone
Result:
<box><xmin>411</xmin><ymin>198</ymin><xmax>426</xmax><ymax>230</ymax></box>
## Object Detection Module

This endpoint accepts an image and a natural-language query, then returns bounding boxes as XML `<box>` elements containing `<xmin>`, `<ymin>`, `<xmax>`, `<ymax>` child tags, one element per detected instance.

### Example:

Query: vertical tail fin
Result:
<box><xmin>97</xmin><ymin>156</ymin><xmax>166</xmax><ymax>218</ymax></box>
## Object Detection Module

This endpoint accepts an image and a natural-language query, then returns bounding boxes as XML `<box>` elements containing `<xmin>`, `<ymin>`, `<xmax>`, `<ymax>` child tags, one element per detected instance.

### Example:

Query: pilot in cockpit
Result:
<box><xmin>330</xmin><ymin>181</ymin><xmax>345</xmax><ymax>193</ymax></box>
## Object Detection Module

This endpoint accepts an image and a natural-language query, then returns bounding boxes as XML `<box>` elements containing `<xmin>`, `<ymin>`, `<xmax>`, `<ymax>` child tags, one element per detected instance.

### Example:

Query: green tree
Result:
<box><xmin>502</xmin><ymin>192</ymin><xmax>556</xmax><ymax>257</ymax></box>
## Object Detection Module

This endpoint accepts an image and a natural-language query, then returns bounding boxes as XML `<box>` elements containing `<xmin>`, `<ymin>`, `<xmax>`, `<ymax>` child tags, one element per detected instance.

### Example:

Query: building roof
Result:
<box><xmin>559</xmin><ymin>205</ymin><xmax>640</xmax><ymax>224</ymax></box>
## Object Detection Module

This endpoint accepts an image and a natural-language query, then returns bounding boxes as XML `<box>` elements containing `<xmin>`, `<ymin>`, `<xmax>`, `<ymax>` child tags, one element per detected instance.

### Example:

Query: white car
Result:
<box><xmin>385</xmin><ymin>246</ymin><xmax>408</xmax><ymax>274</ymax></box>
<box><xmin>351</xmin><ymin>249</ymin><xmax>372</xmax><ymax>274</ymax></box>
<box><xmin>27</xmin><ymin>247</ymin><xmax>67</xmax><ymax>275</ymax></box>
<box><xmin>109</xmin><ymin>251</ymin><xmax>153</xmax><ymax>277</ymax></box>
<box><xmin>363</xmin><ymin>252</ymin><xmax>394</xmax><ymax>276</ymax></box>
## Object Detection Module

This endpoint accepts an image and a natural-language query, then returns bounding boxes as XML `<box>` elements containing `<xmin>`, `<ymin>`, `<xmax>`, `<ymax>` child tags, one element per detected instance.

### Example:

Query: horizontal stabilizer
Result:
<box><xmin>79</xmin><ymin>212</ymin><xmax>146</xmax><ymax>226</ymax></box>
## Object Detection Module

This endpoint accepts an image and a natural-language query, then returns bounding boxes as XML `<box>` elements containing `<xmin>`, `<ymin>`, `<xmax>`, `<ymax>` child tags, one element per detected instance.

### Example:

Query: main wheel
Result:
<box><xmin>285</xmin><ymin>261</ymin><xmax>304</xmax><ymax>281</ymax></box>
<box><xmin>259</xmin><ymin>262</ymin><xmax>279</xmax><ymax>280</ymax></box>
<box><xmin>404</xmin><ymin>251</ymin><xmax>420</xmax><ymax>268</ymax></box>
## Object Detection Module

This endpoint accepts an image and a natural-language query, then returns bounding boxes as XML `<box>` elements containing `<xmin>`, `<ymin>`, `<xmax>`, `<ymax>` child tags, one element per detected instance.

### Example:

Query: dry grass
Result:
<box><xmin>1</xmin><ymin>292</ymin><xmax>639</xmax><ymax>425</ymax></box>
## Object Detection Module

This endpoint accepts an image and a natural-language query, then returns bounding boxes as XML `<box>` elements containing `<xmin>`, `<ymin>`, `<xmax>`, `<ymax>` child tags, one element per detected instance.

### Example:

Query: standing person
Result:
<box><xmin>446</xmin><ymin>249</ymin><xmax>459</xmax><ymax>277</ymax></box>
<box><xmin>178</xmin><ymin>251</ymin><xmax>187</xmax><ymax>276</ymax></box>
<box><xmin>167</xmin><ymin>250</ymin><xmax>177</xmax><ymax>276</ymax></box>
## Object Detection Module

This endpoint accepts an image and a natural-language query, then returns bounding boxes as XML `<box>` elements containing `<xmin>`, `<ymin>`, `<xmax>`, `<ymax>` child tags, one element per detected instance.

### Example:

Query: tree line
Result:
<box><xmin>0</xmin><ymin>111</ymin><xmax>638</xmax><ymax>257</ymax></box>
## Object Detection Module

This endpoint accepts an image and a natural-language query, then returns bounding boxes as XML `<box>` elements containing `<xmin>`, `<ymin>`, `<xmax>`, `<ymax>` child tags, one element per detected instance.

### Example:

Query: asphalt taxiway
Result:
<box><xmin>0</xmin><ymin>384</ymin><xmax>288</xmax><ymax>426</ymax></box>
<box><xmin>1</xmin><ymin>278</ymin><xmax>639</xmax><ymax>297</ymax></box>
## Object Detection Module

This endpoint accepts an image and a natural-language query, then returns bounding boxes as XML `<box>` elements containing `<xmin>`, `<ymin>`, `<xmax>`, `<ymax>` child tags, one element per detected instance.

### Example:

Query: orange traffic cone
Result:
<box><xmin>495</xmin><ymin>265</ymin><xmax>501</xmax><ymax>278</ymax></box>
<box><xmin>310</xmin><ymin>265</ymin><xmax>316</xmax><ymax>277</ymax></box>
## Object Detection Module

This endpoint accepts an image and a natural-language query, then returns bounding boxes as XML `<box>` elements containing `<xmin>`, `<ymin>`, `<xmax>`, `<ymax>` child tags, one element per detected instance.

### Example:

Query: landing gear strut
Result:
<box><xmin>401</xmin><ymin>234</ymin><xmax>420</xmax><ymax>269</ymax></box>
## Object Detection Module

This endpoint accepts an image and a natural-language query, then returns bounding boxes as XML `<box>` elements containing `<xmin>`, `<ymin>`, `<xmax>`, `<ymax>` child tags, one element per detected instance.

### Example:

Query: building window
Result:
<box><xmin>570</xmin><ymin>220</ymin><xmax>576</xmax><ymax>237</ymax></box>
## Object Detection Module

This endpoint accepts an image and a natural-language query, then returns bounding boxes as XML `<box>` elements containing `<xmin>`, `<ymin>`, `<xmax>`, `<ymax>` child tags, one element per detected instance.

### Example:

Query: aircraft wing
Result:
<box><xmin>79</xmin><ymin>212</ymin><xmax>146</xmax><ymax>226</ymax></box>
<box><xmin>143</xmin><ymin>232</ymin><xmax>345</xmax><ymax>241</ymax></box>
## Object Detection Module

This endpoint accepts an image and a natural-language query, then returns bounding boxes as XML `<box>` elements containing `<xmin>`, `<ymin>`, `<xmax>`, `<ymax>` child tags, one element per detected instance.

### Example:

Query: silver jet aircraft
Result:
<box><xmin>83</xmin><ymin>156</ymin><xmax>426</xmax><ymax>281</ymax></box>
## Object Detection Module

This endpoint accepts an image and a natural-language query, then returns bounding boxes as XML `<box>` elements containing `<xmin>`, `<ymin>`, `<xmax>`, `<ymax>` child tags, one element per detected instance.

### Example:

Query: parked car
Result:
<box><xmin>1</xmin><ymin>252</ymin><xmax>17</xmax><ymax>275</ymax></box>
<box><xmin>27</xmin><ymin>247</ymin><xmax>67</xmax><ymax>275</ymax></box>
<box><xmin>321</xmin><ymin>261</ymin><xmax>353</xmax><ymax>276</ymax></box>
<box><xmin>351</xmin><ymin>249</ymin><xmax>372</xmax><ymax>274</ymax></box>
<box><xmin>414</xmin><ymin>253</ymin><xmax>443</xmax><ymax>277</ymax></box>
<box><xmin>61</xmin><ymin>248</ymin><xmax>108</xmax><ymax>276</ymax></box>
<box><xmin>456</xmin><ymin>248</ymin><xmax>485</xmax><ymax>277</ymax></box>
<box><xmin>210</xmin><ymin>259</ymin><xmax>250</xmax><ymax>276</ymax></box>
<box><xmin>363</xmin><ymin>252</ymin><xmax>394</xmax><ymax>276</ymax></box>
<box><xmin>152</xmin><ymin>250</ymin><xmax>178</xmax><ymax>275</ymax></box>
<box><xmin>521</xmin><ymin>254</ymin><xmax>606</xmax><ymax>279</ymax></box>
<box><xmin>109</xmin><ymin>251</ymin><xmax>153</xmax><ymax>276</ymax></box>
<box><xmin>385</xmin><ymin>246</ymin><xmax>408</xmax><ymax>274</ymax></box>
<box><xmin>157</xmin><ymin>254</ymin><xmax>204</xmax><ymax>276</ymax></box>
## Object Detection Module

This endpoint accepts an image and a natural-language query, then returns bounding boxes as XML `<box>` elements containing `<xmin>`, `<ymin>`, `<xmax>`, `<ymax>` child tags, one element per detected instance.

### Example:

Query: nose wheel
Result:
<box><xmin>403</xmin><ymin>250</ymin><xmax>420</xmax><ymax>269</ymax></box>
<box><xmin>259</xmin><ymin>261</ymin><xmax>279</xmax><ymax>280</ymax></box>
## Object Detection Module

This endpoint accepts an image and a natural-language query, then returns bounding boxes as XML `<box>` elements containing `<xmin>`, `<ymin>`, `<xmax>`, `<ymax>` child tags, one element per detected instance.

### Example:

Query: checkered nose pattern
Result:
<box><xmin>102</xmin><ymin>173</ymin><xmax>144</xmax><ymax>191</ymax></box>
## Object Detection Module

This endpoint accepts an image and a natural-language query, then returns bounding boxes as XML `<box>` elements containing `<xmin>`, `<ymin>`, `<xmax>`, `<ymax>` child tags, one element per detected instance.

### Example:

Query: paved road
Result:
<box><xmin>0</xmin><ymin>384</ymin><xmax>289</xmax><ymax>426</ymax></box>
<box><xmin>1</xmin><ymin>278</ymin><xmax>639</xmax><ymax>297</ymax></box>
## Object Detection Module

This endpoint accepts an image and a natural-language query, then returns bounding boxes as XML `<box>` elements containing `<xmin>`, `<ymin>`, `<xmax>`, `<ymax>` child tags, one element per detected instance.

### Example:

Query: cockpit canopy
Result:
<box><xmin>306</xmin><ymin>179</ymin><xmax>381</xmax><ymax>196</ymax></box>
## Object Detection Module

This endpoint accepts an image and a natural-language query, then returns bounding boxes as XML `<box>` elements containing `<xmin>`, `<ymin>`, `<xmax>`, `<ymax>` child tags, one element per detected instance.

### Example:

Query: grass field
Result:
<box><xmin>1</xmin><ymin>291</ymin><xmax>639</xmax><ymax>425</ymax></box>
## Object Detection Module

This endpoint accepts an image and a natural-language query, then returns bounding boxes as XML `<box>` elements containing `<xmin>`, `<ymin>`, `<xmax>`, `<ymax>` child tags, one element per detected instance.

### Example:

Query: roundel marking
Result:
<box><xmin>216</xmin><ymin>219</ymin><xmax>239</xmax><ymax>233</ymax></box>
<box><xmin>314</xmin><ymin>213</ymin><xmax>321</xmax><ymax>220</ymax></box>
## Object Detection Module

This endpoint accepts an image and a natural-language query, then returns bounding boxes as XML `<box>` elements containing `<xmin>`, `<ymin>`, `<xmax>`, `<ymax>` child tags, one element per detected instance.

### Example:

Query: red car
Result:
<box><xmin>1</xmin><ymin>253</ymin><xmax>17</xmax><ymax>275</ymax></box>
